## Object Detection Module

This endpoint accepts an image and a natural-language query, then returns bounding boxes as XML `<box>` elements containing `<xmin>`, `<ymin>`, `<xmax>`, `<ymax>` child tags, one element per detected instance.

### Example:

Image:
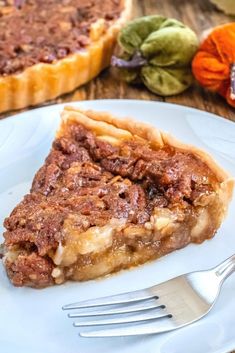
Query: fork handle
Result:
<box><xmin>214</xmin><ymin>254</ymin><xmax>235</xmax><ymax>283</ymax></box>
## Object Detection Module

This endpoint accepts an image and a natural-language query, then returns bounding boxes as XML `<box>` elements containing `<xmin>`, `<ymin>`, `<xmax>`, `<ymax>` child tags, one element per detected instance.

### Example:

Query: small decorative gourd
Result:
<box><xmin>112</xmin><ymin>15</ymin><xmax>199</xmax><ymax>96</ymax></box>
<box><xmin>192</xmin><ymin>23</ymin><xmax>235</xmax><ymax>107</ymax></box>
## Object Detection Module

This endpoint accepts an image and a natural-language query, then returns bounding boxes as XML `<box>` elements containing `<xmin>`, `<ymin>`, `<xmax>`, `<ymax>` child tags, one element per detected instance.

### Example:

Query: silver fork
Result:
<box><xmin>62</xmin><ymin>254</ymin><xmax>235</xmax><ymax>337</ymax></box>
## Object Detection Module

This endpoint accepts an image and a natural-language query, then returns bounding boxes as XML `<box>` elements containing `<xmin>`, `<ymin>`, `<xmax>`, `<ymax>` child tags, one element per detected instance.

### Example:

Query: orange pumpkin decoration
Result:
<box><xmin>192</xmin><ymin>23</ymin><xmax>235</xmax><ymax>107</ymax></box>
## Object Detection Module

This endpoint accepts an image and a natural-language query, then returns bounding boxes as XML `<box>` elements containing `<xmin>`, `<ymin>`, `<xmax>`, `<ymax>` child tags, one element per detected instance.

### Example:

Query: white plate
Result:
<box><xmin>0</xmin><ymin>100</ymin><xmax>235</xmax><ymax>353</ymax></box>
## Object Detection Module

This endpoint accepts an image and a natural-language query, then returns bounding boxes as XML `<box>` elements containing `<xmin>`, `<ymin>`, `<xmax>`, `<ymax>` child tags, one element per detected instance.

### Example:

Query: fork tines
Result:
<box><xmin>62</xmin><ymin>288</ymin><xmax>155</xmax><ymax>310</ymax></box>
<box><xmin>62</xmin><ymin>287</ymin><xmax>174</xmax><ymax>337</ymax></box>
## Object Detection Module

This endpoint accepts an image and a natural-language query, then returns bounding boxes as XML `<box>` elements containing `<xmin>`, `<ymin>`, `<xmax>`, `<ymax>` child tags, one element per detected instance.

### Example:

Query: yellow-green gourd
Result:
<box><xmin>112</xmin><ymin>15</ymin><xmax>199</xmax><ymax>96</ymax></box>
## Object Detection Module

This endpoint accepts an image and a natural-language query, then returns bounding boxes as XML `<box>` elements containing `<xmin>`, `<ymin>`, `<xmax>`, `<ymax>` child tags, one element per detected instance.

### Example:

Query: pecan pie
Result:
<box><xmin>2</xmin><ymin>107</ymin><xmax>233</xmax><ymax>288</ymax></box>
<box><xmin>0</xmin><ymin>0</ymin><xmax>131</xmax><ymax>113</ymax></box>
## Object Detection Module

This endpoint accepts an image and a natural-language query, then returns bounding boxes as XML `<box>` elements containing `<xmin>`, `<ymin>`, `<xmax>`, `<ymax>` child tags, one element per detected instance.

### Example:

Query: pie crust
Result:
<box><xmin>2</xmin><ymin>107</ymin><xmax>234</xmax><ymax>288</ymax></box>
<box><xmin>0</xmin><ymin>0</ymin><xmax>132</xmax><ymax>114</ymax></box>
<box><xmin>61</xmin><ymin>106</ymin><xmax>233</xmax><ymax>211</ymax></box>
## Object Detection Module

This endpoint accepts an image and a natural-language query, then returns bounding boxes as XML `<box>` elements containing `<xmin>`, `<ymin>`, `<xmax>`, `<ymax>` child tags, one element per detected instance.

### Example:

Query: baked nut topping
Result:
<box><xmin>0</xmin><ymin>0</ymin><xmax>123</xmax><ymax>75</ymax></box>
<box><xmin>2</xmin><ymin>107</ymin><xmax>233</xmax><ymax>287</ymax></box>
<box><xmin>0</xmin><ymin>0</ymin><xmax>131</xmax><ymax>113</ymax></box>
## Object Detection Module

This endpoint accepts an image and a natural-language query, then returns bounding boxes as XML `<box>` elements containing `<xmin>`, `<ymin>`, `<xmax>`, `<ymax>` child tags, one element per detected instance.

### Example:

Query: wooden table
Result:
<box><xmin>0</xmin><ymin>0</ymin><xmax>235</xmax><ymax>122</ymax></box>
<box><xmin>0</xmin><ymin>1</ymin><xmax>234</xmax><ymax>351</ymax></box>
<box><xmin>54</xmin><ymin>0</ymin><xmax>235</xmax><ymax>122</ymax></box>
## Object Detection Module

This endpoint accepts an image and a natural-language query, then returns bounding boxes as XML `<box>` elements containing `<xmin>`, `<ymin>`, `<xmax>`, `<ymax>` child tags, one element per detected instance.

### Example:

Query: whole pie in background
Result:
<box><xmin>2</xmin><ymin>107</ymin><xmax>233</xmax><ymax>288</ymax></box>
<box><xmin>0</xmin><ymin>0</ymin><xmax>132</xmax><ymax>113</ymax></box>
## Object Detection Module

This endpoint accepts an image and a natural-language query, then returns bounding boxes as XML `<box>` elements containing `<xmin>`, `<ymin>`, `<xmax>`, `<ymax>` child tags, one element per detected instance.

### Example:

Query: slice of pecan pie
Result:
<box><xmin>0</xmin><ymin>0</ymin><xmax>131</xmax><ymax>113</ymax></box>
<box><xmin>2</xmin><ymin>107</ymin><xmax>234</xmax><ymax>288</ymax></box>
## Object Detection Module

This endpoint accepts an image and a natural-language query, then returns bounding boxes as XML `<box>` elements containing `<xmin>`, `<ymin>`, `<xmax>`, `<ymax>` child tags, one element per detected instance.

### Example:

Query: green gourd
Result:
<box><xmin>112</xmin><ymin>16</ymin><xmax>199</xmax><ymax>96</ymax></box>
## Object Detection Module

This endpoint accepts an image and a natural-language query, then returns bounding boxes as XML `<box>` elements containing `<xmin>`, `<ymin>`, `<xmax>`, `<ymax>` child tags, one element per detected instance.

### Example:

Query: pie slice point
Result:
<box><xmin>2</xmin><ymin>107</ymin><xmax>234</xmax><ymax>287</ymax></box>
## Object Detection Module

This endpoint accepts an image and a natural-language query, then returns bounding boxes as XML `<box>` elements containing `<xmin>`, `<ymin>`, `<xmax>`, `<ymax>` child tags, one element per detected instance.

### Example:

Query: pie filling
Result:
<box><xmin>3</xmin><ymin>119</ymin><xmax>223</xmax><ymax>287</ymax></box>
<box><xmin>0</xmin><ymin>0</ymin><xmax>123</xmax><ymax>75</ymax></box>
